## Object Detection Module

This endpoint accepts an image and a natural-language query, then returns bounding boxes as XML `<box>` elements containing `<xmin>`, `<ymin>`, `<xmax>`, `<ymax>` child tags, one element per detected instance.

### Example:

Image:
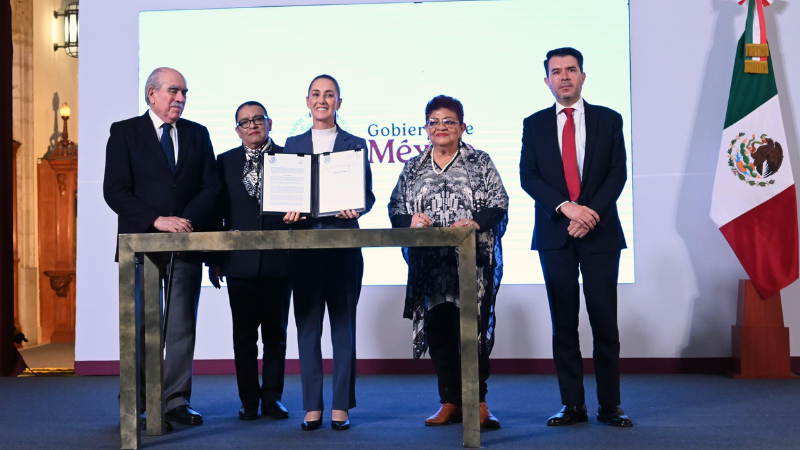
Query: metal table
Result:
<box><xmin>118</xmin><ymin>228</ymin><xmax>480</xmax><ymax>449</ymax></box>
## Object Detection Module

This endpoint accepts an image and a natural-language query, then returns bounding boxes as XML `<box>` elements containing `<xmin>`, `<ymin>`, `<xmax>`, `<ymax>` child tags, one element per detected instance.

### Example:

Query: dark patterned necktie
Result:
<box><xmin>161</xmin><ymin>123</ymin><xmax>176</xmax><ymax>173</ymax></box>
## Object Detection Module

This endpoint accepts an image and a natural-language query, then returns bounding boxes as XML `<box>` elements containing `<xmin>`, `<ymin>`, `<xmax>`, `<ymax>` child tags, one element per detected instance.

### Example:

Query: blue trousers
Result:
<box><xmin>290</xmin><ymin>248</ymin><xmax>362</xmax><ymax>412</ymax></box>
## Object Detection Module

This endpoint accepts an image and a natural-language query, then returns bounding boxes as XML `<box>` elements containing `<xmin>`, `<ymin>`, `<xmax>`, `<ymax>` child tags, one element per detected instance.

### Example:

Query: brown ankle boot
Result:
<box><xmin>425</xmin><ymin>404</ymin><xmax>463</xmax><ymax>426</ymax></box>
<box><xmin>480</xmin><ymin>402</ymin><xmax>501</xmax><ymax>429</ymax></box>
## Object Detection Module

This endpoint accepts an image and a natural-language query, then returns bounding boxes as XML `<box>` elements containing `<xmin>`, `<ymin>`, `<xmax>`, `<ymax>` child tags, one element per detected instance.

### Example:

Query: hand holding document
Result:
<box><xmin>335</xmin><ymin>209</ymin><xmax>361</xmax><ymax>220</ymax></box>
<box><xmin>283</xmin><ymin>210</ymin><xmax>306</xmax><ymax>224</ymax></box>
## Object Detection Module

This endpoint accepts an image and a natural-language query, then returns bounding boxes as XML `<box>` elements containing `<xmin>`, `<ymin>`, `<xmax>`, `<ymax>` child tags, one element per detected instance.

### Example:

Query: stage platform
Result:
<box><xmin>1</xmin><ymin>374</ymin><xmax>798</xmax><ymax>449</ymax></box>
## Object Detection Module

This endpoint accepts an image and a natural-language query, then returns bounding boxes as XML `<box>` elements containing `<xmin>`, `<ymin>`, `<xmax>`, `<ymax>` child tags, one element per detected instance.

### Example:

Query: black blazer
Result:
<box><xmin>283</xmin><ymin>128</ymin><xmax>375</xmax><ymax>230</ymax></box>
<box><xmin>103</xmin><ymin>111</ymin><xmax>221</xmax><ymax>261</ymax></box>
<box><xmin>519</xmin><ymin>100</ymin><xmax>627</xmax><ymax>252</ymax></box>
<box><xmin>215</xmin><ymin>143</ymin><xmax>290</xmax><ymax>279</ymax></box>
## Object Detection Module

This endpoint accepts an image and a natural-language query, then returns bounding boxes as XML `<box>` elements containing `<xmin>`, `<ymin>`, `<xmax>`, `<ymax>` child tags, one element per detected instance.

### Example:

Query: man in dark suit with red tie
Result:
<box><xmin>519</xmin><ymin>47</ymin><xmax>632</xmax><ymax>427</ymax></box>
<box><xmin>104</xmin><ymin>67</ymin><xmax>220</xmax><ymax>428</ymax></box>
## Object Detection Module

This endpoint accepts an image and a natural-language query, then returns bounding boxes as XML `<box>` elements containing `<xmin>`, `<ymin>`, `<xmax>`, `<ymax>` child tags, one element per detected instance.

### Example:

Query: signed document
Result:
<box><xmin>260</xmin><ymin>153</ymin><xmax>312</xmax><ymax>215</ymax></box>
<box><xmin>260</xmin><ymin>149</ymin><xmax>365</xmax><ymax>218</ymax></box>
<box><xmin>317</xmin><ymin>149</ymin><xmax>366</xmax><ymax>217</ymax></box>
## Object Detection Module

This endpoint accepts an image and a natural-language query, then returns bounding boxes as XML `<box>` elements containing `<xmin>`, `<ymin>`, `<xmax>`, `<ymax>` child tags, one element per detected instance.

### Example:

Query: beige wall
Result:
<box><xmin>33</xmin><ymin>0</ymin><xmax>78</xmax><ymax>157</ymax></box>
<box><xmin>11</xmin><ymin>0</ymin><xmax>79</xmax><ymax>345</ymax></box>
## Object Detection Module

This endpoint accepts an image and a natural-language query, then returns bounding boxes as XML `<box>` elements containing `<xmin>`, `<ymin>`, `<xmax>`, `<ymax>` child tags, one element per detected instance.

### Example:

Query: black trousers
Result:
<box><xmin>226</xmin><ymin>277</ymin><xmax>292</xmax><ymax>409</ymax></box>
<box><xmin>290</xmin><ymin>248</ymin><xmax>362</xmax><ymax>412</ymax></box>
<box><xmin>425</xmin><ymin>302</ymin><xmax>490</xmax><ymax>405</ymax></box>
<box><xmin>538</xmin><ymin>239</ymin><xmax>621</xmax><ymax>407</ymax></box>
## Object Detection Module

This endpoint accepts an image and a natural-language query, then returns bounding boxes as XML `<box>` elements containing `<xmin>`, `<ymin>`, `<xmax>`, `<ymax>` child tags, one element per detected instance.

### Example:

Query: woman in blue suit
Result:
<box><xmin>283</xmin><ymin>74</ymin><xmax>375</xmax><ymax>431</ymax></box>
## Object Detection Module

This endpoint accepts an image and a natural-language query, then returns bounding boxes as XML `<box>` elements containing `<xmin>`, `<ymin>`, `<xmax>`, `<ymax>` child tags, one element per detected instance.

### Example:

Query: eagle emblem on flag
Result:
<box><xmin>727</xmin><ymin>132</ymin><xmax>783</xmax><ymax>187</ymax></box>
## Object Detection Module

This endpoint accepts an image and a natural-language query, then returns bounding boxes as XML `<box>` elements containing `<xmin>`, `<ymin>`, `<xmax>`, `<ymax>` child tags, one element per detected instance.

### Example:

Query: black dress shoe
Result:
<box><xmin>165</xmin><ymin>405</ymin><xmax>204</xmax><ymax>426</ymax></box>
<box><xmin>546</xmin><ymin>404</ymin><xmax>589</xmax><ymax>426</ymax></box>
<box><xmin>597</xmin><ymin>405</ymin><xmax>633</xmax><ymax>427</ymax></box>
<box><xmin>239</xmin><ymin>405</ymin><xmax>259</xmax><ymax>421</ymax></box>
<box><xmin>262</xmin><ymin>400</ymin><xmax>289</xmax><ymax>420</ymax></box>
<box><xmin>140</xmin><ymin>414</ymin><xmax>173</xmax><ymax>432</ymax></box>
<box><xmin>302</xmin><ymin>413</ymin><xmax>323</xmax><ymax>431</ymax></box>
<box><xmin>332</xmin><ymin>419</ymin><xmax>350</xmax><ymax>430</ymax></box>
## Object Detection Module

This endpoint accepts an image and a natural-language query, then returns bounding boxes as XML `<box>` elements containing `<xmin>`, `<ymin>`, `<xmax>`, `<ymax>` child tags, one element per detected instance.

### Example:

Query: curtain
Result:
<box><xmin>1</xmin><ymin>0</ymin><xmax>25</xmax><ymax>377</ymax></box>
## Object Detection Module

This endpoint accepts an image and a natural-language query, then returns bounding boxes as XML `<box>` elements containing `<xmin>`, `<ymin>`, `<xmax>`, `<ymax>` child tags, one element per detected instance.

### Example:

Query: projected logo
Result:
<box><xmin>288</xmin><ymin>112</ymin><xmax>353</xmax><ymax>137</ymax></box>
<box><xmin>368</xmin><ymin>138</ymin><xmax>430</xmax><ymax>164</ymax></box>
<box><xmin>365</xmin><ymin>122</ymin><xmax>475</xmax><ymax>164</ymax></box>
<box><xmin>727</xmin><ymin>132</ymin><xmax>784</xmax><ymax>187</ymax></box>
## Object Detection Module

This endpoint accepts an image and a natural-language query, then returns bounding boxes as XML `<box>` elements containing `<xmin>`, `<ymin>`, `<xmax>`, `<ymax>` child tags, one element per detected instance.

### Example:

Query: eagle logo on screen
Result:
<box><xmin>727</xmin><ymin>132</ymin><xmax>783</xmax><ymax>187</ymax></box>
<box><xmin>288</xmin><ymin>112</ymin><xmax>353</xmax><ymax>137</ymax></box>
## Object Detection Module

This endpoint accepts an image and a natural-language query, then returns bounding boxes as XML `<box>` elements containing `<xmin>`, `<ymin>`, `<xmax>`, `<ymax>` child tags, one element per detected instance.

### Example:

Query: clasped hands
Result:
<box><xmin>560</xmin><ymin>203</ymin><xmax>600</xmax><ymax>239</ymax></box>
<box><xmin>410</xmin><ymin>212</ymin><xmax>480</xmax><ymax>230</ymax></box>
<box><xmin>154</xmin><ymin>216</ymin><xmax>193</xmax><ymax>233</ymax></box>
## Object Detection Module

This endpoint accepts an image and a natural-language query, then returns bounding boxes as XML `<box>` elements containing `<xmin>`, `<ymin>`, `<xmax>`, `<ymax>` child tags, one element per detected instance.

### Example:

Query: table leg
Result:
<box><xmin>143</xmin><ymin>252</ymin><xmax>164</xmax><ymax>435</ymax></box>
<box><xmin>458</xmin><ymin>230</ymin><xmax>481</xmax><ymax>448</ymax></box>
<box><xmin>119</xmin><ymin>243</ymin><xmax>140</xmax><ymax>449</ymax></box>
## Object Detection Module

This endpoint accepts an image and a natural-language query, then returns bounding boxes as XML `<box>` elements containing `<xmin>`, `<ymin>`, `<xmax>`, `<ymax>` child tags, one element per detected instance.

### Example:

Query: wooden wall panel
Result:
<box><xmin>37</xmin><ymin>157</ymin><xmax>77</xmax><ymax>344</ymax></box>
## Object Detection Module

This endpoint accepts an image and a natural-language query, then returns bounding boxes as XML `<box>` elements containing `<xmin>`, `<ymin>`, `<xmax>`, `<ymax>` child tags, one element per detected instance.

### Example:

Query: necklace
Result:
<box><xmin>431</xmin><ymin>148</ymin><xmax>460</xmax><ymax>175</ymax></box>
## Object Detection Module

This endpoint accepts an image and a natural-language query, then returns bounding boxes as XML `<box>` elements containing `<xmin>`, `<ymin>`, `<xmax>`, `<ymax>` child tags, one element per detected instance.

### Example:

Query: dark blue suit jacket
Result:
<box><xmin>519</xmin><ymin>101</ymin><xmax>627</xmax><ymax>252</ymax></box>
<box><xmin>103</xmin><ymin>111</ymin><xmax>221</xmax><ymax>261</ymax></box>
<box><xmin>283</xmin><ymin>128</ymin><xmax>375</xmax><ymax>229</ymax></box>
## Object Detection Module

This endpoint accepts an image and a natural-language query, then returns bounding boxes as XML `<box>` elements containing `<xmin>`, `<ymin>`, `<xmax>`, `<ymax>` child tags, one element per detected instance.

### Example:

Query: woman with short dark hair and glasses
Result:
<box><xmin>388</xmin><ymin>95</ymin><xmax>508</xmax><ymax>429</ymax></box>
<box><xmin>209</xmin><ymin>101</ymin><xmax>293</xmax><ymax>422</ymax></box>
<box><xmin>283</xmin><ymin>74</ymin><xmax>375</xmax><ymax>432</ymax></box>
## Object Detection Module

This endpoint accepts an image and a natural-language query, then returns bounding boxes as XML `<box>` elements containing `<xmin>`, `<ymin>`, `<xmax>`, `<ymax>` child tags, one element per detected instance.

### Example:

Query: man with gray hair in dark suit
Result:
<box><xmin>103</xmin><ymin>67</ymin><xmax>220</xmax><ymax>428</ymax></box>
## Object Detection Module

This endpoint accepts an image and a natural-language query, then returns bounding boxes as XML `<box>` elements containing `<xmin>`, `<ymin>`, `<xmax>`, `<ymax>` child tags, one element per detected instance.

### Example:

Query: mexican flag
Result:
<box><xmin>710</xmin><ymin>0</ymin><xmax>798</xmax><ymax>299</ymax></box>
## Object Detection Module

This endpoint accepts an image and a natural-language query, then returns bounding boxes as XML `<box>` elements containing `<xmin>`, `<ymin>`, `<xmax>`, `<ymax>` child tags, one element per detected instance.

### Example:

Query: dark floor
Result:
<box><xmin>1</xmin><ymin>374</ymin><xmax>799</xmax><ymax>450</ymax></box>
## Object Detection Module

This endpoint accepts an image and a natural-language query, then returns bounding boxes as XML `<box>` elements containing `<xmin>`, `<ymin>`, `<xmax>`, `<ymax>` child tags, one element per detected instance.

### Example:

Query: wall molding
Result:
<box><xmin>75</xmin><ymin>357</ymin><xmax>800</xmax><ymax>376</ymax></box>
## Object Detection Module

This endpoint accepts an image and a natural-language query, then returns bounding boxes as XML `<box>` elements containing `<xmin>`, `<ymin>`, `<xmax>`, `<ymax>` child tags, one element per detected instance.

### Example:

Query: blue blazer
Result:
<box><xmin>283</xmin><ymin>127</ymin><xmax>375</xmax><ymax>230</ymax></box>
<box><xmin>519</xmin><ymin>100</ymin><xmax>627</xmax><ymax>252</ymax></box>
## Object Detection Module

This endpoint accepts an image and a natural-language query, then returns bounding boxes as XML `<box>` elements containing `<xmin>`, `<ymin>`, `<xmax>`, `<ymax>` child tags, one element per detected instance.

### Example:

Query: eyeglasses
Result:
<box><xmin>237</xmin><ymin>115</ymin><xmax>268</xmax><ymax>129</ymax></box>
<box><xmin>426</xmin><ymin>119</ymin><xmax>460</xmax><ymax>129</ymax></box>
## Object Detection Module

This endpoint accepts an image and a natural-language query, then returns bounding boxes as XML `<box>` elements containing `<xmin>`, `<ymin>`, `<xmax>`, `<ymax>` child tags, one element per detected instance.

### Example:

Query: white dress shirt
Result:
<box><xmin>555</xmin><ymin>97</ymin><xmax>586</xmax><ymax>213</ymax></box>
<box><xmin>149</xmin><ymin>109</ymin><xmax>179</xmax><ymax>165</ymax></box>
<box><xmin>311</xmin><ymin>125</ymin><xmax>338</xmax><ymax>154</ymax></box>
<box><xmin>555</xmin><ymin>97</ymin><xmax>586</xmax><ymax>179</ymax></box>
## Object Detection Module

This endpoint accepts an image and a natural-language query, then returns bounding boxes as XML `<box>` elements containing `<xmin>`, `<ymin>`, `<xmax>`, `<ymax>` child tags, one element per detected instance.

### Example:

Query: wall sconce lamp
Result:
<box><xmin>53</xmin><ymin>103</ymin><xmax>77</xmax><ymax>158</ymax></box>
<box><xmin>53</xmin><ymin>2</ymin><xmax>79</xmax><ymax>58</ymax></box>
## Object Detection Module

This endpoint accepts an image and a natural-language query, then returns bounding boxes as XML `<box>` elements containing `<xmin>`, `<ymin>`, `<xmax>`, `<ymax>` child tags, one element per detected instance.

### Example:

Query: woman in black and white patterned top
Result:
<box><xmin>388</xmin><ymin>95</ymin><xmax>508</xmax><ymax>429</ymax></box>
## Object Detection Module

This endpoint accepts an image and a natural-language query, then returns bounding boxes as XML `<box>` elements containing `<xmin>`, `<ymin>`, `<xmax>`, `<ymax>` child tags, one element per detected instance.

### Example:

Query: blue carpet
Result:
<box><xmin>1</xmin><ymin>374</ymin><xmax>799</xmax><ymax>449</ymax></box>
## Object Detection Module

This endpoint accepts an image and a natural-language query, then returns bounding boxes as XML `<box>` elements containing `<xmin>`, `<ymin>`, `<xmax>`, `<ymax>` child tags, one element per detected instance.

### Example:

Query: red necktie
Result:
<box><xmin>561</xmin><ymin>107</ymin><xmax>581</xmax><ymax>202</ymax></box>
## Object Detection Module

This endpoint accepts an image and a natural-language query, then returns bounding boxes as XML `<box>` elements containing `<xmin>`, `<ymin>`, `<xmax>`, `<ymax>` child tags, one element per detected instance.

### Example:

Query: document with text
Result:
<box><xmin>260</xmin><ymin>153</ymin><xmax>312</xmax><ymax>215</ymax></box>
<box><xmin>317</xmin><ymin>149</ymin><xmax>366</xmax><ymax>217</ymax></box>
<box><xmin>260</xmin><ymin>149</ymin><xmax>365</xmax><ymax>218</ymax></box>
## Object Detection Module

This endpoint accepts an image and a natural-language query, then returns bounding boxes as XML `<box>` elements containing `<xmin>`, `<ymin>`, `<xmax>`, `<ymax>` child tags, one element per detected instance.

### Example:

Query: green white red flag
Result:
<box><xmin>710</xmin><ymin>0</ymin><xmax>798</xmax><ymax>299</ymax></box>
